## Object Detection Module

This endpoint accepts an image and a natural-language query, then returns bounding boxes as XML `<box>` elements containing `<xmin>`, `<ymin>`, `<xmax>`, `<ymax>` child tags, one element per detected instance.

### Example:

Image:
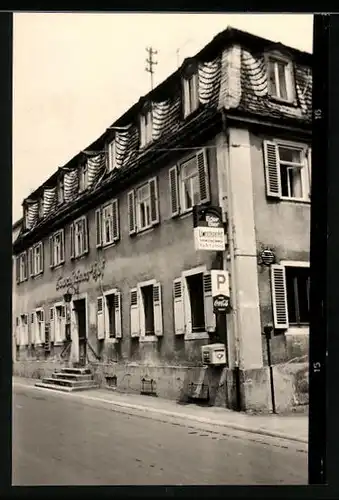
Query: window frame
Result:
<box><xmin>107</xmin><ymin>139</ymin><xmax>117</xmax><ymax>172</ymax></box>
<box><xmin>17</xmin><ymin>251</ymin><xmax>28</xmax><ymax>283</ymax></box>
<box><xmin>182</xmin><ymin>72</ymin><xmax>199</xmax><ymax>117</ymax></box>
<box><xmin>33</xmin><ymin>307</ymin><xmax>45</xmax><ymax>345</ymax></box>
<box><xmin>130</xmin><ymin>176</ymin><xmax>159</xmax><ymax>234</ymax></box>
<box><xmin>179</xmin><ymin>155</ymin><xmax>200</xmax><ymax>213</ymax></box>
<box><xmin>32</xmin><ymin>241</ymin><xmax>43</xmax><ymax>276</ymax></box>
<box><xmin>266</xmin><ymin>52</ymin><xmax>296</xmax><ymax>103</ymax></box>
<box><xmin>79</xmin><ymin>163</ymin><xmax>88</xmax><ymax>193</ymax></box>
<box><xmin>264</xmin><ymin>139</ymin><xmax>311</xmax><ymax>203</ymax></box>
<box><xmin>73</xmin><ymin>215</ymin><xmax>89</xmax><ymax>258</ymax></box>
<box><xmin>103</xmin><ymin>287</ymin><xmax>122</xmax><ymax>342</ymax></box>
<box><xmin>182</xmin><ymin>265</ymin><xmax>210</xmax><ymax>341</ymax></box>
<box><xmin>137</xmin><ymin>278</ymin><xmax>163</xmax><ymax>342</ymax></box>
<box><xmin>50</xmin><ymin>229</ymin><xmax>65</xmax><ymax>268</ymax></box>
<box><xmin>139</xmin><ymin>108</ymin><xmax>153</xmax><ymax>148</ymax></box>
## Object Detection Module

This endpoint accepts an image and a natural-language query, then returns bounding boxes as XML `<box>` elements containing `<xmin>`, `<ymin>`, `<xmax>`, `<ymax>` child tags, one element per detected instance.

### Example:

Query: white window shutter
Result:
<box><xmin>60</xmin><ymin>306</ymin><xmax>66</xmax><ymax>341</ymax></box>
<box><xmin>60</xmin><ymin>230</ymin><xmax>65</xmax><ymax>263</ymax></box>
<box><xmin>149</xmin><ymin>177</ymin><xmax>159</xmax><ymax>225</ymax></box>
<box><xmin>30</xmin><ymin>313</ymin><xmax>35</xmax><ymax>345</ymax></box>
<box><xmin>83</xmin><ymin>217</ymin><xmax>89</xmax><ymax>253</ymax></box>
<box><xmin>197</xmin><ymin>149</ymin><xmax>210</xmax><ymax>204</ymax></box>
<box><xmin>173</xmin><ymin>278</ymin><xmax>185</xmax><ymax>335</ymax></box>
<box><xmin>130</xmin><ymin>288</ymin><xmax>140</xmax><ymax>337</ymax></box>
<box><xmin>153</xmin><ymin>282</ymin><xmax>163</xmax><ymax>336</ymax></box>
<box><xmin>97</xmin><ymin>297</ymin><xmax>105</xmax><ymax>340</ymax></box>
<box><xmin>307</xmin><ymin>147</ymin><xmax>312</xmax><ymax>199</ymax></box>
<box><xmin>16</xmin><ymin>257</ymin><xmax>20</xmax><ymax>284</ymax></box>
<box><xmin>112</xmin><ymin>199</ymin><xmax>120</xmax><ymax>241</ymax></box>
<box><xmin>40</xmin><ymin>311</ymin><xmax>46</xmax><ymax>343</ymax></box>
<box><xmin>95</xmin><ymin>208</ymin><xmax>102</xmax><ymax>247</ymax></box>
<box><xmin>49</xmin><ymin>236</ymin><xmax>54</xmax><ymax>268</ymax></box>
<box><xmin>169</xmin><ymin>166</ymin><xmax>179</xmax><ymax>217</ymax></box>
<box><xmin>263</xmin><ymin>141</ymin><xmax>281</xmax><ymax>198</ymax></box>
<box><xmin>271</xmin><ymin>264</ymin><xmax>289</xmax><ymax>329</ymax></box>
<box><xmin>183</xmin><ymin>78</ymin><xmax>190</xmax><ymax>117</ymax></box>
<box><xmin>114</xmin><ymin>291</ymin><xmax>122</xmax><ymax>338</ymax></box>
<box><xmin>49</xmin><ymin>307</ymin><xmax>55</xmax><ymax>342</ymax></box>
<box><xmin>203</xmin><ymin>272</ymin><xmax>216</xmax><ymax>333</ymax></box>
<box><xmin>39</xmin><ymin>242</ymin><xmax>44</xmax><ymax>273</ymax></box>
<box><xmin>15</xmin><ymin>318</ymin><xmax>20</xmax><ymax>346</ymax></box>
<box><xmin>23</xmin><ymin>252</ymin><xmax>28</xmax><ymax>280</ymax></box>
<box><xmin>28</xmin><ymin>248</ymin><xmax>34</xmax><ymax>277</ymax></box>
<box><xmin>70</xmin><ymin>223</ymin><xmax>75</xmax><ymax>259</ymax></box>
<box><xmin>128</xmin><ymin>190</ymin><xmax>136</xmax><ymax>235</ymax></box>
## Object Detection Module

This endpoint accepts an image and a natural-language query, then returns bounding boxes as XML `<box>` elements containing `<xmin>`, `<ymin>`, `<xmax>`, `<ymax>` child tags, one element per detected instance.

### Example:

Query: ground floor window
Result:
<box><xmin>271</xmin><ymin>262</ymin><xmax>310</xmax><ymax>330</ymax></box>
<box><xmin>97</xmin><ymin>290</ymin><xmax>122</xmax><ymax>340</ymax></box>
<box><xmin>186</xmin><ymin>273</ymin><xmax>205</xmax><ymax>332</ymax></box>
<box><xmin>173</xmin><ymin>268</ymin><xmax>215</xmax><ymax>339</ymax></box>
<box><xmin>129</xmin><ymin>281</ymin><xmax>163</xmax><ymax>338</ymax></box>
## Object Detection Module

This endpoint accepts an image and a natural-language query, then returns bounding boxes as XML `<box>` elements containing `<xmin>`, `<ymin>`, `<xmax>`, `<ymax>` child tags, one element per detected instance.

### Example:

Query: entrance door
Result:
<box><xmin>74</xmin><ymin>298</ymin><xmax>87</xmax><ymax>366</ymax></box>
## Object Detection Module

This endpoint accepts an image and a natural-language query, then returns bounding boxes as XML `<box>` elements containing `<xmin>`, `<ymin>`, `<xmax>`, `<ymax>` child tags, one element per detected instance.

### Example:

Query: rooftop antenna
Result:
<box><xmin>145</xmin><ymin>46</ymin><xmax>158</xmax><ymax>90</ymax></box>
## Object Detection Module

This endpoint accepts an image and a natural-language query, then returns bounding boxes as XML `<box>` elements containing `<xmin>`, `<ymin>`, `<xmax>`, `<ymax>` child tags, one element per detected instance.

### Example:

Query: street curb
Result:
<box><xmin>13</xmin><ymin>380</ymin><xmax>308</xmax><ymax>445</ymax></box>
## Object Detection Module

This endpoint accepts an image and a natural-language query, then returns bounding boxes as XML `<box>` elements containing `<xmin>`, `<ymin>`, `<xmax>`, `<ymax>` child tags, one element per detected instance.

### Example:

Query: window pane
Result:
<box><xmin>268</xmin><ymin>61</ymin><xmax>277</xmax><ymax>96</ymax></box>
<box><xmin>279</xmin><ymin>147</ymin><xmax>301</xmax><ymax>164</ymax></box>
<box><xmin>286</xmin><ymin>269</ymin><xmax>297</xmax><ymax>324</ymax></box>
<box><xmin>288</xmin><ymin>168</ymin><xmax>303</xmax><ymax>198</ymax></box>
<box><xmin>187</xmin><ymin>273</ymin><xmax>205</xmax><ymax>332</ymax></box>
<box><xmin>183</xmin><ymin>179</ymin><xmax>193</xmax><ymax>209</ymax></box>
<box><xmin>280</xmin><ymin>165</ymin><xmax>289</xmax><ymax>197</ymax></box>
<box><xmin>192</xmin><ymin>175</ymin><xmax>200</xmax><ymax>205</ymax></box>
<box><xmin>182</xmin><ymin>158</ymin><xmax>197</xmax><ymax>179</ymax></box>
<box><xmin>277</xmin><ymin>61</ymin><xmax>288</xmax><ymax>100</ymax></box>
<box><xmin>297</xmin><ymin>272</ymin><xmax>310</xmax><ymax>323</ymax></box>
<box><xmin>138</xmin><ymin>184</ymin><xmax>150</xmax><ymax>201</ymax></box>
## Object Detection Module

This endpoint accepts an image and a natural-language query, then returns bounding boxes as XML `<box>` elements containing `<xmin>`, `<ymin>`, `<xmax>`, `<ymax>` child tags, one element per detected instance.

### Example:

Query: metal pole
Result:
<box><xmin>264</xmin><ymin>325</ymin><xmax>276</xmax><ymax>414</ymax></box>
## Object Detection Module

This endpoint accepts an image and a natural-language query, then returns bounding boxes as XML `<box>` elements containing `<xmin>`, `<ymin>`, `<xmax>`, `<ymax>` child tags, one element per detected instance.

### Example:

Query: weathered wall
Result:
<box><xmin>14</xmin><ymin>137</ymin><xmax>220</xmax><ymax>366</ymax></box>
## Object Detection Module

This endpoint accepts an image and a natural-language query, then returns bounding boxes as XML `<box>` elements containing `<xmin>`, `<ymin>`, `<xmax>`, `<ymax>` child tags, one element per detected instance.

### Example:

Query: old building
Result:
<box><xmin>12</xmin><ymin>27</ymin><xmax>312</xmax><ymax>412</ymax></box>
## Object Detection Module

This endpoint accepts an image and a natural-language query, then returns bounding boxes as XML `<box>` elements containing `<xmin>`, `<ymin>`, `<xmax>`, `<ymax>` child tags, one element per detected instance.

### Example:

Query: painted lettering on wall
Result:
<box><xmin>56</xmin><ymin>260</ymin><xmax>105</xmax><ymax>291</ymax></box>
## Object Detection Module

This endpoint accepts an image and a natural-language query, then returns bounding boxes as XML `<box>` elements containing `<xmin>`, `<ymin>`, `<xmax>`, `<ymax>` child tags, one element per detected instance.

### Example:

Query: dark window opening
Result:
<box><xmin>142</xmin><ymin>285</ymin><xmax>154</xmax><ymax>335</ymax></box>
<box><xmin>286</xmin><ymin>266</ymin><xmax>310</xmax><ymax>325</ymax></box>
<box><xmin>186</xmin><ymin>273</ymin><xmax>205</xmax><ymax>332</ymax></box>
<box><xmin>106</xmin><ymin>294</ymin><xmax>116</xmax><ymax>338</ymax></box>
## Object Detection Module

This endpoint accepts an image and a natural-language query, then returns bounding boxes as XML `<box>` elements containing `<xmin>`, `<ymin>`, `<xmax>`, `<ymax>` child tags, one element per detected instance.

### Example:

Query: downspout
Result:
<box><xmin>221</xmin><ymin>109</ymin><xmax>242</xmax><ymax>411</ymax></box>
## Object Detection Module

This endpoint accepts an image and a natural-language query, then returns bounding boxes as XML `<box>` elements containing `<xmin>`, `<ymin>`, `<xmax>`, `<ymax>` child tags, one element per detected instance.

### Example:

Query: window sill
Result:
<box><xmin>51</xmin><ymin>262</ymin><xmax>65</xmax><ymax>272</ymax></box>
<box><xmin>135</xmin><ymin>225</ymin><xmax>157</xmax><ymax>237</ymax></box>
<box><xmin>285</xmin><ymin>326</ymin><xmax>309</xmax><ymax>336</ymax></box>
<box><xmin>139</xmin><ymin>335</ymin><xmax>158</xmax><ymax>342</ymax></box>
<box><xmin>184</xmin><ymin>331</ymin><xmax>209</xmax><ymax>341</ymax></box>
<box><xmin>101</xmin><ymin>240</ymin><xmax>119</xmax><ymax>250</ymax></box>
<box><xmin>106</xmin><ymin>337</ymin><xmax>120</xmax><ymax>344</ymax></box>
<box><xmin>268</xmin><ymin>95</ymin><xmax>297</xmax><ymax>107</ymax></box>
<box><xmin>31</xmin><ymin>271</ymin><xmax>44</xmax><ymax>279</ymax></box>
<box><xmin>53</xmin><ymin>341</ymin><xmax>65</xmax><ymax>346</ymax></box>
<box><xmin>280</xmin><ymin>197</ymin><xmax>310</xmax><ymax>205</ymax></box>
<box><xmin>71</xmin><ymin>252</ymin><xmax>89</xmax><ymax>262</ymax></box>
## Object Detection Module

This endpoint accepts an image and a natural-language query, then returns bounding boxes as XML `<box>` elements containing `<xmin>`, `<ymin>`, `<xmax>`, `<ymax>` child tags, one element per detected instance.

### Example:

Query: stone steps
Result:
<box><xmin>35</xmin><ymin>366</ymin><xmax>98</xmax><ymax>392</ymax></box>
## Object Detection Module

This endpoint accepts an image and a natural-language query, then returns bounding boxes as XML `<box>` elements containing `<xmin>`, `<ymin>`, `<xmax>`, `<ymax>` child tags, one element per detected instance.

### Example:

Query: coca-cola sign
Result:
<box><xmin>213</xmin><ymin>294</ymin><xmax>230</xmax><ymax>313</ymax></box>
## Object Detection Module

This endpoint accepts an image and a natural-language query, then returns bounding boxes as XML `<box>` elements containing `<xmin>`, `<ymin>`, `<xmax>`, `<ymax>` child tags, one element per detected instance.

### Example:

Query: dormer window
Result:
<box><xmin>140</xmin><ymin>108</ymin><xmax>153</xmax><ymax>148</ymax></box>
<box><xmin>79</xmin><ymin>163</ymin><xmax>88</xmax><ymax>192</ymax></box>
<box><xmin>183</xmin><ymin>72</ymin><xmax>199</xmax><ymax>117</ymax></box>
<box><xmin>108</xmin><ymin>139</ymin><xmax>117</xmax><ymax>171</ymax></box>
<box><xmin>57</xmin><ymin>177</ymin><xmax>64</xmax><ymax>204</ymax></box>
<box><xmin>38</xmin><ymin>198</ymin><xmax>44</xmax><ymax>219</ymax></box>
<box><xmin>267</xmin><ymin>53</ymin><xmax>295</xmax><ymax>102</ymax></box>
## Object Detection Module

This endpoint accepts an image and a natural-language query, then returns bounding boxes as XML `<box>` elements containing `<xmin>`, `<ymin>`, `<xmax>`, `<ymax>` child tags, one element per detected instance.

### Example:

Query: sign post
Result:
<box><xmin>193</xmin><ymin>206</ymin><xmax>229</xmax><ymax>365</ymax></box>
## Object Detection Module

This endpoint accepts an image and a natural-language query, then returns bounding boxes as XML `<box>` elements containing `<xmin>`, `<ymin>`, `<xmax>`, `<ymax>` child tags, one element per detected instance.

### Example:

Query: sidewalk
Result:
<box><xmin>13</xmin><ymin>376</ymin><xmax>308</xmax><ymax>445</ymax></box>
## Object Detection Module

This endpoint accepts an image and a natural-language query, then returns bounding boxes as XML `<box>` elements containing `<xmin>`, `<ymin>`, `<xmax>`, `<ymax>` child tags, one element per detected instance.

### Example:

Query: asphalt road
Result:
<box><xmin>12</xmin><ymin>385</ymin><xmax>307</xmax><ymax>486</ymax></box>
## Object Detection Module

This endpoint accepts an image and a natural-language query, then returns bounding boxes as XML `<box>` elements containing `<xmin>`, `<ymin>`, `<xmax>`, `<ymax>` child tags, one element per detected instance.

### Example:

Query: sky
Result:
<box><xmin>13</xmin><ymin>12</ymin><xmax>313</xmax><ymax>223</ymax></box>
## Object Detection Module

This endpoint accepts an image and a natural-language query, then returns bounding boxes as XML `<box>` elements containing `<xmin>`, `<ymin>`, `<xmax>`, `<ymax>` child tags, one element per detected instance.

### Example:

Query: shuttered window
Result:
<box><xmin>50</xmin><ymin>230</ymin><xmax>65</xmax><ymax>268</ymax></box>
<box><xmin>96</xmin><ymin>199</ymin><xmax>120</xmax><ymax>247</ymax></box>
<box><xmin>97</xmin><ymin>297</ymin><xmax>105</xmax><ymax>340</ymax></box>
<box><xmin>173</xmin><ymin>278</ymin><xmax>185</xmax><ymax>335</ymax></box>
<box><xmin>17</xmin><ymin>252</ymin><xmax>28</xmax><ymax>283</ymax></box>
<box><xmin>129</xmin><ymin>177</ymin><xmax>159</xmax><ymax>234</ymax></box>
<box><xmin>176</xmin><ymin>148</ymin><xmax>210</xmax><ymax>215</ymax></box>
<box><xmin>71</xmin><ymin>216</ymin><xmax>89</xmax><ymax>258</ymax></box>
<box><xmin>130</xmin><ymin>288</ymin><xmax>140</xmax><ymax>337</ymax></box>
<box><xmin>263</xmin><ymin>140</ymin><xmax>311</xmax><ymax>201</ymax></box>
<box><xmin>271</xmin><ymin>264</ymin><xmax>289</xmax><ymax>329</ymax></box>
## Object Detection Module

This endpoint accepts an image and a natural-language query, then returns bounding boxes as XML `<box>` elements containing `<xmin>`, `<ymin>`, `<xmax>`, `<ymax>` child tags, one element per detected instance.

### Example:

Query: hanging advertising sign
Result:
<box><xmin>211</xmin><ymin>269</ymin><xmax>231</xmax><ymax>313</ymax></box>
<box><xmin>193</xmin><ymin>205</ymin><xmax>226</xmax><ymax>252</ymax></box>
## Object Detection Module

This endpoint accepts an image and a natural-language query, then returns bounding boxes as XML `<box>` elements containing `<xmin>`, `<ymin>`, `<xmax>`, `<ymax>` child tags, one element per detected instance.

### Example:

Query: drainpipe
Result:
<box><xmin>221</xmin><ymin>110</ymin><xmax>242</xmax><ymax>411</ymax></box>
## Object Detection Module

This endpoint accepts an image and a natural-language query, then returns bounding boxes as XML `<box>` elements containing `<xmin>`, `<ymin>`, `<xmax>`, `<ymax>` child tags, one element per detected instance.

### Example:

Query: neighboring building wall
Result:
<box><xmin>249</xmin><ymin>130</ymin><xmax>311</xmax><ymax>365</ymax></box>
